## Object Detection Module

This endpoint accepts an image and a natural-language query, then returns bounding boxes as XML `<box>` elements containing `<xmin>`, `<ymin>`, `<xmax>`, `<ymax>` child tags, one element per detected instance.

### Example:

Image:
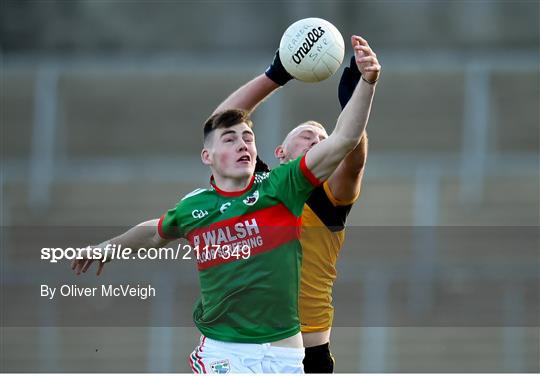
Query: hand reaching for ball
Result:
<box><xmin>352</xmin><ymin>35</ymin><xmax>381</xmax><ymax>84</ymax></box>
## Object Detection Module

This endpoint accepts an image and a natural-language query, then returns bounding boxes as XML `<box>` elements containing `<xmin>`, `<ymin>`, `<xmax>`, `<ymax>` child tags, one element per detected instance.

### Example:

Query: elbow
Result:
<box><xmin>147</xmin><ymin>219</ymin><xmax>167</xmax><ymax>248</ymax></box>
<box><xmin>151</xmin><ymin>229</ymin><xmax>168</xmax><ymax>248</ymax></box>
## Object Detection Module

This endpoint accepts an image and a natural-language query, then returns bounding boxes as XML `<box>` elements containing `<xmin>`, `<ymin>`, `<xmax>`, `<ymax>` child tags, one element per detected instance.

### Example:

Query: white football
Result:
<box><xmin>279</xmin><ymin>18</ymin><xmax>345</xmax><ymax>82</ymax></box>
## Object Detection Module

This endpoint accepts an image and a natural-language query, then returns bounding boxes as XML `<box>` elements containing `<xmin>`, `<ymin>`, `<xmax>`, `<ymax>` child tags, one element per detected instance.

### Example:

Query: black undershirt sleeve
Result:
<box><xmin>306</xmin><ymin>185</ymin><xmax>353</xmax><ymax>232</ymax></box>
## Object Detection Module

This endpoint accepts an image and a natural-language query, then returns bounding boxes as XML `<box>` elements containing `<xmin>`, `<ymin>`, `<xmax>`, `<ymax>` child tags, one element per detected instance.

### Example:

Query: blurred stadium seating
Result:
<box><xmin>1</xmin><ymin>1</ymin><xmax>538</xmax><ymax>372</ymax></box>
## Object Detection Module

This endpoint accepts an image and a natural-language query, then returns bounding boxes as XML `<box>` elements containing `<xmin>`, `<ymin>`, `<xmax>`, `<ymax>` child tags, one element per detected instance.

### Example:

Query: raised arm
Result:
<box><xmin>72</xmin><ymin>218</ymin><xmax>171</xmax><ymax>275</ymax></box>
<box><xmin>327</xmin><ymin>55</ymin><xmax>370</xmax><ymax>202</ymax></box>
<box><xmin>212</xmin><ymin>52</ymin><xmax>292</xmax><ymax>115</ymax></box>
<box><xmin>213</xmin><ymin>74</ymin><xmax>279</xmax><ymax>115</ymax></box>
<box><xmin>327</xmin><ymin>132</ymin><xmax>368</xmax><ymax>202</ymax></box>
<box><xmin>305</xmin><ymin>35</ymin><xmax>380</xmax><ymax>182</ymax></box>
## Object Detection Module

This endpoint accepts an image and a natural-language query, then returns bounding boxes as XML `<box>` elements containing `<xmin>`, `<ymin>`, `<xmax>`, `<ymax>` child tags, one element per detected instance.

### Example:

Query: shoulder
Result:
<box><xmin>175</xmin><ymin>187</ymin><xmax>216</xmax><ymax>214</ymax></box>
<box><xmin>306</xmin><ymin>182</ymin><xmax>354</xmax><ymax>232</ymax></box>
<box><xmin>264</xmin><ymin>156</ymin><xmax>302</xmax><ymax>182</ymax></box>
<box><xmin>181</xmin><ymin>188</ymin><xmax>209</xmax><ymax>201</ymax></box>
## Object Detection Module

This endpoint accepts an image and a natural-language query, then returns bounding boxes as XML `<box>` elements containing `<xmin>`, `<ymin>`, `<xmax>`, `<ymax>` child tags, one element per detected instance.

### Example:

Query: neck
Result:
<box><xmin>212</xmin><ymin>174</ymin><xmax>252</xmax><ymax>192</ymax></box>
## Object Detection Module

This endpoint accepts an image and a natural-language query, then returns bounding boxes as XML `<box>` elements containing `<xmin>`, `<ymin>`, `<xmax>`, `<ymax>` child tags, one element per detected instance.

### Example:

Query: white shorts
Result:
<box><xmin>188</xmin><ymin>335</ymin><xmax>305</xmax><ymax>374</ymax></box>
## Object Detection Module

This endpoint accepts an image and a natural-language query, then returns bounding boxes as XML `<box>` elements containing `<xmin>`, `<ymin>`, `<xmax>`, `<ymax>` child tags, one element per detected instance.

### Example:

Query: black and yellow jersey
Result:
<box><xmin>299</xmin><ymin>181</ymin><xmax>357</xmax><ymax>333</ymax></box>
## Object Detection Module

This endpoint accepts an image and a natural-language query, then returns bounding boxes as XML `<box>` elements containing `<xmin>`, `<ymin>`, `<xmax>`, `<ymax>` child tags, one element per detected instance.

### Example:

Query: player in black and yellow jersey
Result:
<box><xmin>212</xmin><ymin>35</ymin><xmax>378</xmax><ymax>372</ymax></box>
<box><xmin>273</xmin><ymin>55</ymin><xmax>367</xmax><ymax>372</ymax></box>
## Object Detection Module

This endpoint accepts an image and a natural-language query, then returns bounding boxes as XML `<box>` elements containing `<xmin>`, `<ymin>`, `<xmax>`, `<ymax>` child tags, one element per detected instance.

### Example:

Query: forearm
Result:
<box><xmin>333</xmin><ymin>80</ymin><xmax>376</xmax><ymax>144</ymax></box>
<box><xmin>103</xmin><ymin>219</ymin><xmax>166</xmax><ymax>255</ymax></box>
<box><xmin>327</xmin><ymin>132</ymin><xmax>368</xmax><ymax>201</ymax></box>
<box><xmin>343</xmin><ymin>131</ymin><xmax>368</xmax><ymax>174</ymax></box>
<box><xmin>332</xmin><ymin>34</ymin><xmax>379</xmax><ymax>146</ymax></box>
<box><xmin>213</xmin><ymin>74</ymin><xmax>280</xmax><ymax>115</ymax></box>
<box><xmin>306</xmin><ymin>81</ymin><xmax>376</xmax><ymax>181</ymax></box>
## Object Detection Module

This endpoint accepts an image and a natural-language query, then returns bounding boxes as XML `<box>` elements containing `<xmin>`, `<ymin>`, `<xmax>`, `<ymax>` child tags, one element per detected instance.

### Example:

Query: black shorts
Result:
<box><xmin>303</xmin><ymin>342</ymin><xmax>334</xmax><ymax>373</ymax></box>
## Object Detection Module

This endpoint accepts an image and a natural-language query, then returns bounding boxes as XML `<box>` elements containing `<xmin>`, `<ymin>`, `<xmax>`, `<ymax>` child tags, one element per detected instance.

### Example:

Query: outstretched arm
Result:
<box><xmin>212</xmin><ymin>51</ymin><xmax>293</xmax><ymax>115</ymax></box>
<box><xmin>328</xmin><ymin>56</ymin><xmax>370</xmax><ymax>202</ymax></box>
<box><xmin>71</xmin><ymin>219</ymin><xmax>171</xmax><ymax>276</ymax></box>
<box><xmin>305</xmin><ymin>35</ymin><xmax>380</xmax><ymax>182</ymax></box>
<box><xmin>213</xmin><ymin>74</ymin><xmax>280</xmax><ymax>115</ymax></box>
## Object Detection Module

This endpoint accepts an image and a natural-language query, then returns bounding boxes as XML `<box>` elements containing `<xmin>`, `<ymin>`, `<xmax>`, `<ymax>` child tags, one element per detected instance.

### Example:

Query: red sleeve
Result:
<box><xmin>157</xmin><ymin>214</ymin><xmax>181</xmax><ymax>240</ymax></box>
<box><xmin>300</xmin><ymin>154</ymin><xmax>322</xmax><ymax>187</ymax></box>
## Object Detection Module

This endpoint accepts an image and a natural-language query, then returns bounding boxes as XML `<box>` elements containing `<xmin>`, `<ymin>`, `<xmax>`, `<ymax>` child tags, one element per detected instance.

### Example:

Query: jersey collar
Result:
<box><xmin>210</xmin><ymin>175</ymin><xmax>255</xmax><ymax>197</ymax></box>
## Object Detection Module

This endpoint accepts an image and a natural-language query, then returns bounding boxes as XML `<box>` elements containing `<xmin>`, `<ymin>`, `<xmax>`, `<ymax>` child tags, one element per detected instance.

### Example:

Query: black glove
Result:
<box><xmin>338</xmin><ymin>55</ymin><xmax>362</xmax><ymax>110</ymax></box>
<box><xmin>265</xmin><ymin>50</ymin><xmax>294</xmax><ymax>86</ymax></box>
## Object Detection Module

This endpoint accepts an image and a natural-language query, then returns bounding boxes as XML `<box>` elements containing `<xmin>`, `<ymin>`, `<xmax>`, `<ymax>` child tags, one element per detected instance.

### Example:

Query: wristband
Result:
<box><xmin>361</xmin><ymin>75</ymin><xmax>378</xmax><ymax>85</ymax></box>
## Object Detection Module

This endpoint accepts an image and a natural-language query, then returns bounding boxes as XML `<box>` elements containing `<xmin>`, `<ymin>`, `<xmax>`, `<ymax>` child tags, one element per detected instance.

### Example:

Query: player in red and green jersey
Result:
<box><xmin>72</xmin><ymin>34</ymin><xmax>380</xmax><ymax>372</ymax></box>
<box><xmin>159</xmin><ymin>109</ymin><xmax>320</xmax><ymax>345</ymax></box>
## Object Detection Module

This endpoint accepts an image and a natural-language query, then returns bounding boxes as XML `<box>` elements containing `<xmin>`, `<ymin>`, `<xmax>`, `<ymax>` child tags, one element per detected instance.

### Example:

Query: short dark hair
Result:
<box><xmin>203</xmin><ymin>109</ymin><xmax>253</xmax><ymax>142</ymax></box>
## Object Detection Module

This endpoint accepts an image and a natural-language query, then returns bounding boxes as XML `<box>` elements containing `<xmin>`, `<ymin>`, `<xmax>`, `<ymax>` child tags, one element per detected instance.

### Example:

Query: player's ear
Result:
<box><xmin>201</xmin><ymin>148</ymin><xmax>212</xmax><ymax>166</ymax></box>
<box><xmin>274</xmin><ymin>145</ymin><xmax>285</xmax><ymax>161</ymax></box>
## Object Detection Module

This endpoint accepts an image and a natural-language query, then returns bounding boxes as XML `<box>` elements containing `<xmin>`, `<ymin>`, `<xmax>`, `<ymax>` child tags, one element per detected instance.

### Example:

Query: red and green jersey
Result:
<box><xmin>158</xmin><ymin>155</ymin><xmax>320</xmax><ymax>343</ymax></box>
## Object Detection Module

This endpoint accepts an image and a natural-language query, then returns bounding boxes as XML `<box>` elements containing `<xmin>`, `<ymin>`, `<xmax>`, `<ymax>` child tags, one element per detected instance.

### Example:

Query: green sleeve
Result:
<box><xmin>266</xmin><ymin>155</ymin><xmax>321</xmax><ymax>216</ymax></box>
<box><xmin>157</xmin><ymin>204</ymin><xmax>183</xmax><ymax>239</ymax></box>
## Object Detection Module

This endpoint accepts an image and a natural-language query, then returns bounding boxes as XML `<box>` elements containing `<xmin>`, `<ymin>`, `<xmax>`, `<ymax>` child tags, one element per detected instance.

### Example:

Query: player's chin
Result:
<box><xmin>231</xmin><ymin>164</ymin><xmax>255</xmax><ymax>178</ymax></box>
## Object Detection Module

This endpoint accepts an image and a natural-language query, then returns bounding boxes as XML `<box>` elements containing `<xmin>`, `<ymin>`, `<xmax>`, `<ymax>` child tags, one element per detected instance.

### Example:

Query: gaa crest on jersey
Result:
<box><xmin>210</xmin><ymin>359</ymin><xmax>230</xmax><ymax>374</ymax></box>
<box><xmin>243</xmin><ymin>190</ymin><xmax>259</xmax><ymax>206</ymax></box>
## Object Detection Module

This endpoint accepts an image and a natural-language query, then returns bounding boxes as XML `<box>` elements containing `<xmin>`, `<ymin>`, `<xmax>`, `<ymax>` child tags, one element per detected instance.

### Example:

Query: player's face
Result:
<box><xmin>203</xmin><ymin>123</ymin><xmax>257</xmax><ymax>180</ymax></box>
<box><xmin>277</xmin><ymin>124</ymin><xmax>328</xmax><ymax>162</ymax></box>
